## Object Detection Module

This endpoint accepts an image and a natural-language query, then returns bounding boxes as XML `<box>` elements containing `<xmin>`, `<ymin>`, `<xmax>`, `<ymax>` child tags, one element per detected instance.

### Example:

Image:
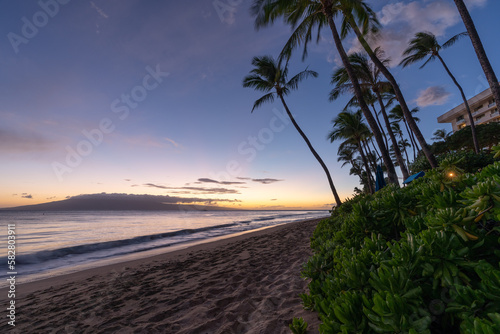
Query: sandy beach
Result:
<box><xmin>1</xmin><ymin>218</ymin><xmax>322</xmax><ymax>333</ymax></box>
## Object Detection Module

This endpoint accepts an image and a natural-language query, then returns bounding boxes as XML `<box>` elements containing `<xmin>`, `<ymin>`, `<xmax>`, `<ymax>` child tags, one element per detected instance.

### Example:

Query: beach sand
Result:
<box><xmin>1</xmin><ymin>218</ymin><xmax>323</xmax><ymax>333</ymax></box>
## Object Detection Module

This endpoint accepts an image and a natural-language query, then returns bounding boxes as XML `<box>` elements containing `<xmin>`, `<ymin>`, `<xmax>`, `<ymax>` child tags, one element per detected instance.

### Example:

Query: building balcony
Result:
<box><xmin>456</xmin><ymin>119</ymin><xmax>465</xmax><ymax>125</ymax></box>
<box><xmin>489</xmin><ymin>101</ymin><xmax>496</xmax><ymax>108</ymax></box>
<box><xmin>472</xmin><ymin>107</ymin><xmax>487</xmax><ymax>116</ymax></box>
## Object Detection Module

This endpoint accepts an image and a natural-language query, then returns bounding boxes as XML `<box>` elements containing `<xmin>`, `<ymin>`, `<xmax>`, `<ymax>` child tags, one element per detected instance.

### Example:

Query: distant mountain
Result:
<box><xmin>1</xmin><ymin>193</ymin><xmax>238</xmax><ymax>211</ymax></box>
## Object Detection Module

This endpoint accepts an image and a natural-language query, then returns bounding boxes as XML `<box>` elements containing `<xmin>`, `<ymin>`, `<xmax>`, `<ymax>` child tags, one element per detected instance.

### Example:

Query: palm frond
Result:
<box><xmin>286</xmin><ymin>68</ymin><xmax>318</xmax><ymax>91</ymax></box>
<box><xmin>242</xmin><ymin>74</ymin><xmax>273</xmax><ymax>92</ymax></box>
<box><xmin>442</xmin><ymin>31</ymin><xmax>468</xmax><ymax>49</ymax></box>
<box><xmin>251</xmin><ymin>92</ymin><xmax>275</xmax><ymax>112</ymax></box>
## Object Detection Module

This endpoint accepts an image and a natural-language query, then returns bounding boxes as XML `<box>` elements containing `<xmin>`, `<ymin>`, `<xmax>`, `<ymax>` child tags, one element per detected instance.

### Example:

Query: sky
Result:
<box><xmin>1</xmin><ymin>0</ymin><xmax>499</xmax><ymax>210</ymax></box>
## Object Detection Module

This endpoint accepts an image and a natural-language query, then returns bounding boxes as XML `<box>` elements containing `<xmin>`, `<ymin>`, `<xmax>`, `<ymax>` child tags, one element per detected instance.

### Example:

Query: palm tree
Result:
<box><xmin>242</xmin><ymin>55</ymin><xmax>342</xmax><ymax>205</ymax></box>
<box><xmin>389</xmin><ymin>105</ymin><xmax>420</xmax><ymax>161</ymax></box>
<box><xmin>390</xmin><ymin>122</ymin><xmax>411</xmax><ymax>166</ymax></box>
<box><xmin>453</xmin><ymin>0</ymin><xmax>500</xmax><ymax>109</ymax></box>
<box><xmin>342</xmin><ymin>90</ymin><xmax>389</xmax><ymax>150</ymax></box>
<box><xmin>329</xmin><ymin>110</ymin><xmax>375</xmax><ymax>194</ymax></box>
<box><xmin>330</xmin><ymin>51</ymin><xmax>410</xmax><ymax>180</ymax></box>
<box><xmin>338</xmin><ymin>0</ymin><xmax>438</xmax><ymax>168</ymax></box>
<box><xmin>401</xmin><ymin>31</ymin><xmax>480</xmax><ymax>153</ymax></box>
<box><xmin>432</xmin><ymin>129</ymin><xmax>452</xmax><ymax>142</ymax></box>
<box><xmin>251</xmin><ymin>0</ymin><xmax>400</xmax><ymax>185</ymax></box>
<box><xmin>337</xmin><ymin>145</ymin><xmax>357</xmax><ymax>170</ymax></box>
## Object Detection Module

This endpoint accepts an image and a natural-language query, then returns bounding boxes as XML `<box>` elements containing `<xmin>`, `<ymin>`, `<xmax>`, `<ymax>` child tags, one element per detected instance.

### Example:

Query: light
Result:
<box><xmin>449</xmin><ymin>172</ymin><xmax>455</xmax><ymax>178</ymax></box>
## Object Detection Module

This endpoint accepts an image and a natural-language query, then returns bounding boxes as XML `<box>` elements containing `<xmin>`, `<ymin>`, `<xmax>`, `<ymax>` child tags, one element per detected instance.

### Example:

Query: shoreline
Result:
<box><xmin>1</xmin><ymin>218</ymin><xmax>324</xmax><ymax>333</ymax></box>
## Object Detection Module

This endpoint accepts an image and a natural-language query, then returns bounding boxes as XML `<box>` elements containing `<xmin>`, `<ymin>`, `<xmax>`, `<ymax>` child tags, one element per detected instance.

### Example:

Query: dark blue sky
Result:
<box><xmin>1</xmin><ymin>0</ymin><xmax>498</xmax><ymax>208</ymax></box>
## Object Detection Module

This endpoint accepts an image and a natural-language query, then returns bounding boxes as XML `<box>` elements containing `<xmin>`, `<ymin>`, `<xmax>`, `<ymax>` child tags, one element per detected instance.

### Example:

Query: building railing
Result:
<box><xmin>489</xmin><ymin>101</ymin><xmax>496</xmax><ymax>108</ymax></box>
<box><xmin>456</xmin><ymin>118</ymin><xmax>465</xmax><ymax>125</ymax></box>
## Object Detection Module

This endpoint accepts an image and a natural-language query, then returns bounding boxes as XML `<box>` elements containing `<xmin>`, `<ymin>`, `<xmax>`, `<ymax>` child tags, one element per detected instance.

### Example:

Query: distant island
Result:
<box><xmin>1</xmin><ymin>193</ymin><xmax>237</xmax><ymax>211</ymax></box>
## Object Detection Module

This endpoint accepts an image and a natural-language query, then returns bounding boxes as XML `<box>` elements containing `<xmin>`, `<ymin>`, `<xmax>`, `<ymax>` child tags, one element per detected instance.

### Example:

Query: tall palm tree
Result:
<box><xmin>330</xmin><ymin>51</ymin><xmax>410</xmax><ymax>180</ymax></box>
<box><xmin>338</xmin><ymin>0</ymin><xmax>438</xmax><ymax>168</ymax></box>
<box><xmin>337</xmin><ymin>145</ymin><xmax>357</xmax><ymax>170</ymax></box>
<box><xmin>432</xmin><ymin>129</ymin><xmax>452</xmax><ymax>142</ymax></box>
<box><xmin>453</xmin><ymin>0</ymin><xmax>500</xmax><ymax>109</ymax></box>
<box><xmin>390</xmin><ymin>122</ymin><xmax>411</xmax><ymax>166</ymax></box>
<box><xmin>342</xmin><ymin>90</ymin><xmax>389</xmax><ymax>150</ymax></box>
<box><xmin>242</xmin><ymin>55</ymin><xmax>342</xmax><ymax>205</ymax></box>
<box><xmin>389</xmin><ymin>104</ymin><xmax>420</xmax><ymax>161</ymax></box>
<box><xmin>251</xmin><ymin>0</ymin><xmax>400</xmax><ymax>185</ymax></box>
<box><xmin>329</xmin><ymin>110</ymin><xmax>375</xmax><ymax>194</ymax></box>
<box><xmin>401</xmin><ymin>31</ymin><xmax>480</xmax><ymax>153</ymax></box>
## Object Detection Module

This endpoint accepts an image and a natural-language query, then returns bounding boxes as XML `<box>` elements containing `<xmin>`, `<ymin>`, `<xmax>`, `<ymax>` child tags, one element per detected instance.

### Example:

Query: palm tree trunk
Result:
<box><xmin>278</xmin><ymin>94</ymin><xmax>342</xmax><ymax>206</ymax></box>
<box><xmin>437</xmin><ymin>54</ymin><xmax>480</xmax><ymax>153</ymax></box>
<box><xmin>401</xmin><ymin>118</ymin><xmax>418</xmax><ymax>160</ymax></box>
<box><xmin>358</xmin><ymin>142</ymin><xmax>374</xmax><ymax>194</ymax></box>
<box><xmin>401</xmin><ymin>141</ymin><xmax>410</xmax><ymax>172</ymax></box>
<box><xmin>322</xmin><ymin>3</ymin><xmax>399</xmax><ymax>185</ymax></box>
<box><xmin>370</xmin><ymin>138</ymin><xmax>381</xmax><ymax>162</ymax></box>
<box><xmin>371</xmin><ymin>103</ymin><xmax>389</xmax><ymax>149</ymax></box>
<box><xmin>349</xmin><ymin>19</ymin><xmax>438</xmax><ymax>168</ymax></box>
<box><xmin>374</xmin><ymin>89</ymin><xmax>410</xmax><ymax>179</ymax></box>
<box><xmin>453</xmin><ymin>0</ymin><xmax>500</xmax><ymax>109</ymax></box>
<box><xmin>362</xmin><ymin>140</ymin><xmax>377</xmax><ymax>171</ymax></box>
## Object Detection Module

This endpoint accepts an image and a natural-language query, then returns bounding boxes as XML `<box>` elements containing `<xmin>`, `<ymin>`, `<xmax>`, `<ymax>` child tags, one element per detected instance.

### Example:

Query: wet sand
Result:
<box><xmin>1</xmin><ymin>218</ymin><xmax>323</xmax><ymax>333</ymax></box>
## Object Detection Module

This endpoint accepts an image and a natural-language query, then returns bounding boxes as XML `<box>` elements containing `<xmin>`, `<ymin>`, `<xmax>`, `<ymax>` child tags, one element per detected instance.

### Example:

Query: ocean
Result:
<box><xmin>0</xmin><ymin>210</ymin><xmax>328</xmax><ymax>287</ymax></box>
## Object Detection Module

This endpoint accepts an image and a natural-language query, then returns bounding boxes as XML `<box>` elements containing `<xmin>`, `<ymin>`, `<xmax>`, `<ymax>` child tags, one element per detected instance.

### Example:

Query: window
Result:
<box><xmin>456</xmin><ymin>115</ymin><xmax>464</xmax><ymax>122</ymax></box>
<box><xmin>474</xmin><ymin>105</ymin><xmax>483</xmax><ymax>112</ymax></box>
<box><xmin>476</xmin><ymin>114</ymin><xmax>484</xmax><ymax>122</ymax></box>
<box><xmin>492</xmin><ymin>109</ymin><xmax>499</xmax><ymax>117</ymax></box>
<box><xmin>489</xmin><ymin>99</ymin><xmax>496</xmax><ymax>108</ymax></box>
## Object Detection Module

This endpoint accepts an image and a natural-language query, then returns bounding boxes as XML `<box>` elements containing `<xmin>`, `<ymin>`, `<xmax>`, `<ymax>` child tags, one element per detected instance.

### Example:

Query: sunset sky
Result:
<box><xmin>1</xmin><ymin>0</ymin><xmax>499</xmax><ymax>209</ymax></box>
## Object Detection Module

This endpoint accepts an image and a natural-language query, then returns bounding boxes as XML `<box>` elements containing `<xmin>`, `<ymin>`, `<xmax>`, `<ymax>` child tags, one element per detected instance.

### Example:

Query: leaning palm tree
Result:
<box><xmin>252</xmin><ymin>0</ymin><xmax>400</xmax><ymax>185</ymax></box>
<box><xmin>389</xmin><ymin>105</ymin><xmax>420</xmax><ymax>161</ymax></box>
<box><xmin>329</xmin><ymin>110</ymin><xmax>375</xmax><ymax>194</ymax></box>
<box><xmin>401</xmin><ymin>31</ymin><xmax>480</xmax><ymax>153</ymax></box>
<box><xmin>343</xmin><ymin>90</ymin><xmax>389</xmax><ymax>150</ymax></box>
<box><xmin>243</xmin><ymin>55</ymin><xmax>342</xmax><ymax>206</ymax></box>
<box><xmin>338</xmin><ymin>0</ymin><xmax>438</xmax><ymax>168</ymax></box>
<box><xmin>330</xmin><ymin>51</ymin><xmax>410</xmax><ymax>180</ymax></box>
<box><xmin>337</xmin><ymin>145</ymin><xmax>357</xmax><ymax>170</ymax></box>
<box><xmin>432</xmin><ymin>129</ymin><xmax>452</xmax><ymax>142</ymax></box>
<box><xmin>390</xmin><ymin>122</ymin><xmax>411</xmax><ymax>166</ymax></box>
<box><xmin>453</xmin><ymin>0</ymin><xmax>500</xmax><ymax>108</ymax></box>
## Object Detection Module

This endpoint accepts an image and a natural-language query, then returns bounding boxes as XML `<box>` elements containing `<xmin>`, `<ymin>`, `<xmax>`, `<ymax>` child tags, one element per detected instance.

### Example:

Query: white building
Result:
<box><xmin>437</xmin><ymin>86</ymin><xmax>499</xmax><ymax>132</ymax></box>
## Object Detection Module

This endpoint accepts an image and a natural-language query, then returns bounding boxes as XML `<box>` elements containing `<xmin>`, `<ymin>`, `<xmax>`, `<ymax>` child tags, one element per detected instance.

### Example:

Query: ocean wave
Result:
<box><xmin>15</xmin><ymin>222</ymin><xmax>237</xmax><ymax>265</ymax></box>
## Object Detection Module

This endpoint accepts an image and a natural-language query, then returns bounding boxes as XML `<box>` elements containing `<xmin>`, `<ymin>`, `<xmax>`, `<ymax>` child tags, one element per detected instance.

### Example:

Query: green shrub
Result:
<box><xmin>409</xmin><ymin>150</ymin><xmax>494</xmax><ymax>174</ymax></box>
<box><xmin>301</xmin><ymin>160</ymin><xmax>500</xmax><ymax>333</ymax></box>
<box><xmin>289</xmin><ymin>317</ymin><xmax>308</xmax><ymax>334</ymax></box>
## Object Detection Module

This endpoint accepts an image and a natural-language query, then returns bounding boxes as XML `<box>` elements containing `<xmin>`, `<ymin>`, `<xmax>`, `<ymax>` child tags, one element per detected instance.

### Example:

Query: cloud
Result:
<box><xmin>144</xmin><ymin>183</ymin><xmax>168</xmax><ymax>189</ymax></box>
<box><xmin>22</xmin><ymin>194</ymin><xmax>33</xmax><ymax>199</ymax></box>
<box><xmin>72</xmin><ymin>193</ymin><xmax>240</xmax><ymax>204</ymax></box>
<box><xmin>416</xmin><ymin>86</ymin><xmax>451</xmax><ymax>107</ymax></box>
<box><xmin>182</xmin><ymin>187</ymin><xmax>240</xmax><ymax>194</ymax></box>
<box><xmin>348</xmin><ymin>0</ymin><xmax>464</xmax><ymax>67</ymax></box>
<box><xmin>143</xmin><ymin>183</ymin><xmax>240</xmax><ymax>194</ymax></box>
<box><xmin>90</xmin><ymin>1</ymin><xmax>109</xmax><ymax>19</ymax></box>
<box><xmin>0</xmin><ymin>128</ymin><xmax>56</xmax><ymax>153</ymax></box>
<box><xmin>197</xmin><ymin>178</ymin><xmax>246</xmax><ymax>185</ymax></box>
<box><xmin>465</xmin><ymin>0</ymin><xmax>487</xmax><ymax>8</ymax></box>
<box><xmin>252</xmin><ymin>178</ymin><xmax>283</xmax><ymax>184</ymax></box>
<box><xmin>164</xmin><ymin>137</ymin><xmax>182</xmax><ymax>148</ymax></box>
